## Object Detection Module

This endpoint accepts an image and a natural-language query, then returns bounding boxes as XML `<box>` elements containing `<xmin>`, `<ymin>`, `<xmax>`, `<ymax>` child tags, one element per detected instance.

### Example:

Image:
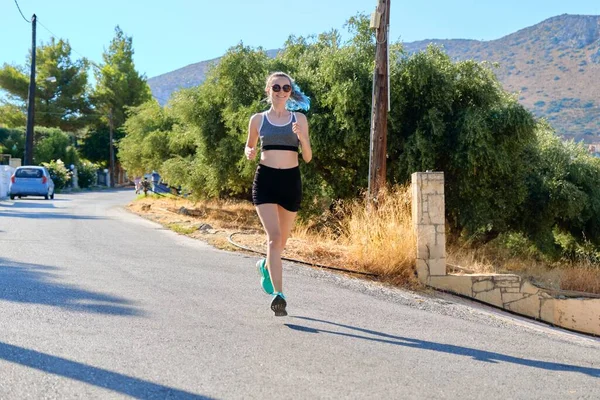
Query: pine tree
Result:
<box><xmin>0</xmin><ymin>38</ymin><xmax>91</xmax><ymax>131</ymax></box>
<box><xmin>92</xmin><ymin>26</ymin><xmax>151</xmax><ymax>129</ymax></box>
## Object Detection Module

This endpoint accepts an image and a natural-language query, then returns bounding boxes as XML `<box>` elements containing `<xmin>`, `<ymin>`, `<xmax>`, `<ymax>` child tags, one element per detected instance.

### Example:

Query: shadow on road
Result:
<box><xmin>2</xmin><ymin>201</ymin><xmax>58</xmax><ymax>208</ymax></box>
<box><xmin>287</xmin><ymin>316</ymin><xmax>600</xmax><ymax>378</ymax></box>
<box><xmin>0</xmin><ymin>258</ymin><xmax>142</xmax><ymax>316</ymax></box>
<box><xmin>0</xmin><ymin>341</ymin><xmax>212</xmax><ymax>399</ymax></box>
<box><xmin>0</xmin><ymin>209</ymin><xmax>104</xmax><ymax>220</ymax></box>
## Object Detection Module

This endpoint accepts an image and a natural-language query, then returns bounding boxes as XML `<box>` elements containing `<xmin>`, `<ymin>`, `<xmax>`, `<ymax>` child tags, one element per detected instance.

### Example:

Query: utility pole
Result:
<box><xmin>368</xmin><ymin>0</ymin><xmax>391</xmax><ymax>203</ymax></box>
<box><xmin>24</xmin><ymin>14</ymin><xmax>37</xmax><ymax>165</ymax></box>
<box><xmin>108</xmin><ymin>109</ymin><xmax>115</xmax><ymax>187</ymax></box>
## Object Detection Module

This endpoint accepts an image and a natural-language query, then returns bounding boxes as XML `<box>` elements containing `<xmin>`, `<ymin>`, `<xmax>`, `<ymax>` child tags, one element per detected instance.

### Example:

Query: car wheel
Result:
<box><xmin>50</xmin><ymin>192</ymin><xmax>54</xmax><ymax>200</ymax></box>
<box><xmin>45</xmin><ymin>193</ymin><xmax>49</xmax><ymax>200</ymax></box>
<box><xmin>10</xmin><ymin>195</ymin><xmax>14</xmax><ymax>200</ymax></box>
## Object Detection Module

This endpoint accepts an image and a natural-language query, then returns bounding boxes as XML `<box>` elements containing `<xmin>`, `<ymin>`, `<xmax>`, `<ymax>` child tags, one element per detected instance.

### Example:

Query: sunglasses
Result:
<box><xmin>271</xmin><ymin>84</ymin><xmax>292</xmax><ymax>93</ymax></box>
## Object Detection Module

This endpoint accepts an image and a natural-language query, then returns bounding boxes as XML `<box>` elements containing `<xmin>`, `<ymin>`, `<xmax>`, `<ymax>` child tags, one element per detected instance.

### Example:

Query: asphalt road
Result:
<box><xmin>0</xmin><ymin>190</ymin><xmax>599</xmax><ymax>399</ymax></box>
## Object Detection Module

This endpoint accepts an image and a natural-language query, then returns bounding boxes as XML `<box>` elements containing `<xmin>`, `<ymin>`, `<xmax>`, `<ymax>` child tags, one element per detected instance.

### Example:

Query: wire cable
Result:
<box><xmin>13</xmin><ymin>0</ymin><xmax>30</xmax><ymax>23</ymax></box>
<box><xmin>36</xmin><ymin>17</ymin><xmax>103</xmax><ymax>71</ymax></box>
<box><xmin>36</xmin><ymin>19</ymin><xmax>60</xmax><ymax>41</ymax></box>
<box><xmin>227</xmin><ymin>231</ymin><xmax>379</xmax><ymax>277</ymax></box>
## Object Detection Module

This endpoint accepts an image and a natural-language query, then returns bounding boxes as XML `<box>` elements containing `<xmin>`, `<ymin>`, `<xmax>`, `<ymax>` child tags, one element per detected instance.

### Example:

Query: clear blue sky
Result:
<box><xmin>2</xmin><ymin>0</ymin><xmax>599</xmax><ymax>79</ymax></box>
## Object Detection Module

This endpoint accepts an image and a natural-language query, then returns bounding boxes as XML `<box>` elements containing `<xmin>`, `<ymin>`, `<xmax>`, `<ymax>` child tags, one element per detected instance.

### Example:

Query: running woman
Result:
<box><xmin>245</xmin><ymin>71</ymin><xmax>312</xmax><ymax>316</ymax></box>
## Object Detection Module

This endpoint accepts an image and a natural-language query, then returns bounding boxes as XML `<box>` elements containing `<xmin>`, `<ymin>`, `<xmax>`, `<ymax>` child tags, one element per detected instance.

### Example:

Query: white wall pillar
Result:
<box><xmin>71</xmin><ymin>166</ymin><xmax>79</xmax><ymax>189</ymax></box>
<box><xmin>0</xmin><ymin>166</ymin><xmax>15</xmax><ymax>199</ymax></box>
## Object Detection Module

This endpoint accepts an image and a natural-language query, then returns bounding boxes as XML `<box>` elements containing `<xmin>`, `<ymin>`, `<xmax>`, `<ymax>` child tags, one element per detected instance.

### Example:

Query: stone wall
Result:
<box><xmin>411</xmin><ymin>171</ymin><xmax>600</xmax><ymax>336</ymax></box>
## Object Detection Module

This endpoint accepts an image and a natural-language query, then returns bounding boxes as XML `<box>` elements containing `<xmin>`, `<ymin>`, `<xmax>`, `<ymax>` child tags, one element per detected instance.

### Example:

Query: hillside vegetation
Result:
<box><xmin>125</xmin><ymin>15</ymin><xmax>600</xmax><ymax>267</ymax></box>
<box><xmin>404</xmin><ymin>14</ymin><xmax>600</xmax><ymax>142</ymax></box>
<box><xmin>148</xmin><ymin>14</ymin><xmax>600</xmax><ymax>142</ymax></box>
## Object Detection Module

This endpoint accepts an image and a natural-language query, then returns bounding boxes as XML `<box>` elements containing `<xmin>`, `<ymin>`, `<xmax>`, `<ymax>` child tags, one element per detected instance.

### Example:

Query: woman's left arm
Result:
<box><xmin>293</xmin><ymin>113</ymin><xmax>312</xmax><ymax>163</ymax></box>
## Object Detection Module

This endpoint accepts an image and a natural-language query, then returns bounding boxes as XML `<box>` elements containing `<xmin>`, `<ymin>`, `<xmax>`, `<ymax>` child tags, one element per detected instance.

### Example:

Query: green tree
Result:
<box><xmin>0</xmin><ymin>127</ymin><xmax>25</xmax><ymax>158</ymax></box>
<box><xmin>387</xmin><ymin>46</ymin><xmax>537</xmax><ymax>238</ymax></box>
<box><xmin>78</xmin><ymin>125</ymin><xmax>112</xmax><ymax>165</ymax></box>
<box><xmin>163</xmin><ymin>43</ymin><xmax>269</xmax><ymax>198</ymax></box>
<box><xmin>87</xmin><ymin>26</ymin><xmax>152</xmax><ymax>168</ymax></box>
<box><xmin>0</xmin><ymin>38</ymin><xmax>91</xmax><ymax>131</ymax></box>
<box><xmin>92</xmin><ymin>26</ymin><xmax>151</xmax><ymax>129</ymax></box>
<box><xmin>276</xmin><ymin>17</ymin><xmax>376</xmax><ymax>205</ymax></box>
<box><xmin>0</xmin><ymin>101</ymin><xmax>26</xmax><ymax>127</ymax></box>
<box><xmin>34</xmin><ymin>127</ymin><xmax>76</xmax><ymax>165</ymax></box>
<box><xmin>0</xmin><ymin>126</ymin><xmax>76</xmax><ymax>165</ymax></box>
<box><xmin>520</xmin><ymin>123</ymin><xmax>600</xmax><ymax>254</ymax></box>
<box><xmin>125</xmin><ymin>14</ymin><xmax>598</xmax><ymax>257</ymax></box>
<box><xmin>118</xmin><ymin>99</ymin><xmax>176</xmax><ymax>176</ymax></box>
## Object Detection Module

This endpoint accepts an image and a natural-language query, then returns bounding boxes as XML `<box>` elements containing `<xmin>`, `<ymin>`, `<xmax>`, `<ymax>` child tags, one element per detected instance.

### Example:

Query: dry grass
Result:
<box><xmin>128</xmin><ymin>188</ymin><xmax>418</xmax><ymax>287</ymax></box>
<box><xmin>446</xmin><ymin>246</ymin><xmax>497</xmax><ymax>274</ymax></box>
<box><xmin>288</xmin><ymin>186</ymin><xmax>417</xmax><ymax>286</ymax></box>
<box><xmin>130</xmin><ymin>194</ymin><xmax>262</xmax><ymax>229</ymax></box>
<box><xmin>447</xmin><ymin>237</ymin><xmax>600</xmax><ymax>295</ymax></box>
<box><xmin>560</xmin><ymin>265</ymin><xmax>600</xmax><ymax>294</ymax></box>
<box><xmin>335</xmin><ymin>186</ymin><xmax>417</xmax><ymax>285</ymax></box>
<box><xmin>170</xmin><ymin>197</ymin><xmax>262</xmax><ymax>231</ymax></box>
<box><xmin>129</xmin><ymin>191</ymin><xmax>600</xmax><ymax>295</ymax></box>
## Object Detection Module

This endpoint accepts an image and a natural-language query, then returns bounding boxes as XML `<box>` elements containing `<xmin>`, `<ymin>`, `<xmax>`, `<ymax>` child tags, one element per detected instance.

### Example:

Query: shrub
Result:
<box><xmin>42</xmin><ymin>159</ymin><xmax>71</xmax><ymax>190</ymax></box>
<box><xmin>488</xmin><ymin>232</ymin><xmax>542</xmax><ymax>259</ymax></box>
<box><xmin>34</xmin><ymin>127</ymin><xmax>72</xmax><ymax>164</ymax></box>
<box><xmin>0</xmin><ymin>127</ymin><xmax>25</xmax><ymax>158</ymax></box>
<box><xmin>77</xmin><ymin>162</ymin><xmax>98</xmax><ymax>188</ymax></box>
<box><xmin>554</xmin><ymin>229</ymin><xmax>600</xmax><ymax>264</ymax></box>
<box><xmin>520</xmin><ymin>124</ymin><xmax>600</xmax><ymax>257</ymax></box>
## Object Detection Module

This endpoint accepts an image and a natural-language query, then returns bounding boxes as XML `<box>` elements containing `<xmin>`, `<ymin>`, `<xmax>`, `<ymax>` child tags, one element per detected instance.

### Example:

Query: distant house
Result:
<box><xmin>588</xmin><ymin>144</ymin><xmax>600</xmax><ymax>158</ymax></box>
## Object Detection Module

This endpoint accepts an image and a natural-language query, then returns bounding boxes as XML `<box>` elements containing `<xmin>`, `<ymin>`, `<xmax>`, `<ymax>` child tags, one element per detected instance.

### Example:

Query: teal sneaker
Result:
<box><xmin>256</xmin><ymin>258</ymin><xmax>274</xmax><ymax>295</ymax></box>
<box><xmin>271</xmin><ymin>292</ymin><xmax>287</xmax><ymax>317</ymax></box>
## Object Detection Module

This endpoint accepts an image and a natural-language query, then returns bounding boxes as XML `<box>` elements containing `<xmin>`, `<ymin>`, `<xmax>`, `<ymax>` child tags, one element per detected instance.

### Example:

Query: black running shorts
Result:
<box><xmin>252</xmin><ymin>164</ymin><xmax>302</xmax><ymax>212</ymax></box>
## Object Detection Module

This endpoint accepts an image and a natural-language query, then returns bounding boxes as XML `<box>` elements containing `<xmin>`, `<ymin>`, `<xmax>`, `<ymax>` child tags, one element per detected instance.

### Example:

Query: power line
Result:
<box><xmin>11</xmin><ymin>3</ymin><xmax>102</xmax><ymax>71</ymax></box>
<box><xmin>13</xmin><ymin>0</ymin><xmax>30</xmax><ymax>23</ymax></box>
<box><xmin>14</xmin><ymin>6</ymin><xmax>102</xmax><ymax>74</ymax></box>
<box><xmin>36</xmin><ymin>19</ymin><xmax>61</xmax><ymax>44</ymax></box>
<box><xmin>37</xmin><ymin>18</ymin><xmax>103</xmax><ymax>71</ymax></box>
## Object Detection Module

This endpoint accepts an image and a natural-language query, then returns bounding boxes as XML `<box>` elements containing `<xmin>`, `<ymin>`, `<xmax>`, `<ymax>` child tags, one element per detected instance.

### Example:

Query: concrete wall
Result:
<box><xmin>9</xmin><ymin>158</ymin><xmax>21</xmax><ymax>168</ymax></box>
<box><xmin>411</xmin><ymin>171</ymin><xmax>600</xmax><ymax>336</ymax></box>
<box><xmin>0</xmin><ymin>166</ymin><xmax>15</xmax><ymax>199</ymax></box>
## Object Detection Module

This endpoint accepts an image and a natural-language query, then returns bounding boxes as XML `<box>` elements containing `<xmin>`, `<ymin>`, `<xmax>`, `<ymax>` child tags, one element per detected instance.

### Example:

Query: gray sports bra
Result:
<box><xmin>259</xmin><ymin>112</ymin><xmax>299</xmax><ymax>152</ymax></box>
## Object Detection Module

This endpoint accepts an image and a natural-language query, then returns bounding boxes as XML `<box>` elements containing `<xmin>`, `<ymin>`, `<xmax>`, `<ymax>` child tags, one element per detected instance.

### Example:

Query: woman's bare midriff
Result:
<box><xmin>260</xmin><ymin>150</ymin><xmax>299</xmax><ymax>169</ymax></box>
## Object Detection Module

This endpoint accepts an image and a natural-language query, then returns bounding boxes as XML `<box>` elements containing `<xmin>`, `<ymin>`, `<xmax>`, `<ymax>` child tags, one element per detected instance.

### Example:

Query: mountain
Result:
<box><xmin>147</xmin><ymin>57</ymin><xmax>216</xmax><ymax>106</ymax></box>
<box><xmin>147</xmin><ymin>49</ymin><xmax>279</xmax><ymax>106</ymax></box>
<box><xmin>403</xmin><ymin>14</ymin><xmax>600</xmax><ymax>142</ymax></box>
<box><xmin>147</xmin><ymin>15</ymin><xmax>600</xmax><ymax>141</ymax></box>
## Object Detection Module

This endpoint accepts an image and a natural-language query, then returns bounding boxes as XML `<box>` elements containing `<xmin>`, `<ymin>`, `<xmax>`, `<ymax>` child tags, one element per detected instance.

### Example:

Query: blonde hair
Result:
<box><xmin>265</xmin><ymin>71</ymin><xmax>293</xmax><ymax>102</ymax></box>
<box><xmin>264</xmin><ymin>71</ymin><xmax>311</xmax><ymax>111</ymax></box>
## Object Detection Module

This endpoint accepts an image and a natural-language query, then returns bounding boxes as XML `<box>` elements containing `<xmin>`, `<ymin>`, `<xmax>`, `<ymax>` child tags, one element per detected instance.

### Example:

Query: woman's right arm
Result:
<box><xmin>245</xmin><ymin>114</ymin><xmax>261</xmax><ymax>160</ymax></box>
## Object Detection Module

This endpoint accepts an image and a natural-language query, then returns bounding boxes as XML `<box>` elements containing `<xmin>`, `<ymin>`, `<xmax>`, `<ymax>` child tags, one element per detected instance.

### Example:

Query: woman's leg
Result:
<box><xmin>277</xmin><ymin>205</ymin><xmax>297</xmax><ymax>251</ymax></box>
<box><xmin>256</xmin><ymin>204</ymin><xmax>284</xmax><ymax>293</ymax></box>
<box><xmin>256</xmin><ymin>204</ymin><xmax>297</xmax><ymax>295</ymax></box>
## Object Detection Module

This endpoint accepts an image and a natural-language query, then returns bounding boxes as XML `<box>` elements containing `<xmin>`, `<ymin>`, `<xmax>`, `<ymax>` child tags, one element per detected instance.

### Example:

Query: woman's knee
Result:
<box><xmin>267</xmin><ymin>232</ymin><xmax>283</xmax><ymax>251</ymax></box>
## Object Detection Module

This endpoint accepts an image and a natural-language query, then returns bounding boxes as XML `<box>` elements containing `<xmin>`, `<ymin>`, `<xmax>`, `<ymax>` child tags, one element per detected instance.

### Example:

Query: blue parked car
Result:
<box><xmin>9</xmin><ymin>166</ymin><xmax>55</xmax><ymax>200</ymax></box>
